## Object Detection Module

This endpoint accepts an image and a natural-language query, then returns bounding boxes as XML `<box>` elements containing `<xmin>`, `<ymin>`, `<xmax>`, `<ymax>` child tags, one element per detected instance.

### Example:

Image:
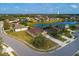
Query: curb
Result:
<box><xmin>2</xmin><ymin>43</ymin><xmax>16</xmax><ymax>56</ymax></box>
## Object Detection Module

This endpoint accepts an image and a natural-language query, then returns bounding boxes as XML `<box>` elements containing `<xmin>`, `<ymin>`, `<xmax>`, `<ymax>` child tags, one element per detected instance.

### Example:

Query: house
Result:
<box><xmin>13</xmin><ymin>22</ymin><xmax>28</xmax><ymax>32</ymax></box>
<box><xmin>27</xmin><ymin>27</ymin><xmax>44</xmax><ymax>37</ymax></box>
<box><xmin>43</xmin><ymin>26</ymin><xmax>61</xmax><ymax>34</ymax></box>
<box><xmin>20</xmin><ymin>19</ymin><xmax>27</xmax><ymax>22</ymax></box>
<box><xmin>75</xmin><ymin>24</ymin><xmax>79</xmax><ymax>29</ymax></box>
<box><xmin>9</xmin><ymin>18</ymin><xmax>20</xmax><ymax>23</ymax></box>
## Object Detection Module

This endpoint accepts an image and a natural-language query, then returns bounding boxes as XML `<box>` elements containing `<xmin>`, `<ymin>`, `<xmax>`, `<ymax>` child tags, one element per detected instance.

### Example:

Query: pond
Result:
<box><xmin>34</xmin><ymin>22</ymin><xmax>78</xmax><ymax>28</ymax></box>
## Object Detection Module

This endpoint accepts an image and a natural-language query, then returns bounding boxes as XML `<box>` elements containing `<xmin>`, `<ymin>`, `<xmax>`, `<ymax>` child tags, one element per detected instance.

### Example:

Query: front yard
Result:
<box><xmin>6</xmin><ymin>31</ymin><xmax>33</xmax><ymax>44</ymax></box>
<box><xmin>6</xmin><ymin>31</ymin><xmax>60</xmax><ymax>50</ymax></box>
<box><xmin>32</xmin><ymin>35</ymin><xmax>59</xmax><ymax>49</ymax></box>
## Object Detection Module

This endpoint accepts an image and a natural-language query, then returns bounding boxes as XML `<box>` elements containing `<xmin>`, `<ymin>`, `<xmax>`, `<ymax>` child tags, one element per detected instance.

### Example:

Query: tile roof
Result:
<box><xmin>14</xmin><ymin>23</ymin><xmax>26</xmax><ymax>29</ymax></box>
<box><xmin>28</xmin><ymin>27</ymin><xmax>44</xmax><ymax>36</ymax></box>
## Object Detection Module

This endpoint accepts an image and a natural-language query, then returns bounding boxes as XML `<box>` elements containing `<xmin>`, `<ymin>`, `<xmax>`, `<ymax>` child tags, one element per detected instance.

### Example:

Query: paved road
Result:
<box><xmin>0</xmin><ymin>21</ymin><xmax>46</xmax><ymax>56</ymax></box>
<box><xmin>0</xmin><ymin>28</ymin><xmax>45</xmax><ymax>56</ymax></box>
<box><xmin>48</xmin><ymin>35</ymin><xmax>79</xmax><ymax>56</ymax></box>
<box><xmin>0</xmin><ymin>21</ymin><xmax>79</xmax><ymax>56</ymax></box>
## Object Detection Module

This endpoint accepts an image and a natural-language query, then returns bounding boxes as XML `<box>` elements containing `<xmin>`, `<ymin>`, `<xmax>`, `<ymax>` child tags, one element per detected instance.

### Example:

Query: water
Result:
<box><xmin>34</xmin><ymin>22</ymin><xmax>78</xmax><ymax>28</ymax></box>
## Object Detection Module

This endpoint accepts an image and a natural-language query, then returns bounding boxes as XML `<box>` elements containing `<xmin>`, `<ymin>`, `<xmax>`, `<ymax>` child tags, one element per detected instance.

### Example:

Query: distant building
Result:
<box><xmin>20</xmin><ymin>19</ymin><xmax>28</xmax><ymax>23</ymax></box>
<box><xmin>26</xmin><ymin>17</ymin><xmax>31</xmax><ymax>21</ymax></box>
<box><xmin>9</xmin><ymin>18</ymin><xmax>20</xmax><ymax>23</ymax></box>
<box><xmin>75</xmin><ymin>24</ymin><xmax>79</xmax><ymax>29</ymax></box>
<box><xmin>13</xmin><ymin>22</ymin><xmax>28</xmax><ymax>32</ymax></box>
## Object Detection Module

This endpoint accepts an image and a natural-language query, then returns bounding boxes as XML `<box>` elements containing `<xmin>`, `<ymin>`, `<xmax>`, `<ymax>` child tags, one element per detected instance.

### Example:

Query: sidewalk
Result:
<box><xmin>2</xmin><ymin>43</ymin><xmax>16</xmax><ymax>56</ymax></box>
<box><xmin>42</xmin><ymin>33</ymin><xmax>66</xmax><ymax>46</ymax></box>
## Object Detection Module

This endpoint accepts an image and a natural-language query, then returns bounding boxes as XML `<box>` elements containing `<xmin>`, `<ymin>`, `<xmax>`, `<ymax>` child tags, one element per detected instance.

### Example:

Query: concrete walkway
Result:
<box><xmin>42</xmin><ymin>33</ymin><xmax>66</xmax><ymax>46</ymax></box>
<box><xmin>61</xmin><ymin>35</ymin><xmax>71</xmax><ymax>41</ymax></box>
<box><xmin>61</xmin><ymin>29</ymin><xmax>75</xmax><ymax>43</ymax></box>
<box><xmin>67</xmin><ymin>29</ymin><xmax>75</xmax><ymax>32</ymax></box>
<box><xmin>61</xmin><ymin>35</ymin><xmax>74</xmax><ymax>43</ymax></box>
<box><xmin>2</xmin><ymin>44</ymin><xmax>15</xmax><ymax>56</ymax></box>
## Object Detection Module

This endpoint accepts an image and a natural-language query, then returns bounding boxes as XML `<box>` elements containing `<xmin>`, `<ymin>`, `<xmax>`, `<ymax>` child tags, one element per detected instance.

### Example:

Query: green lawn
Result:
<box><xmin>57</xmin><ymin>35</ymin><xmax>67</xmax><ymax>42</ymax></box>
<box><xmin>32</xmin><ymin>35</ymin><xmax>59</xmax><ymax>49</ymax></box>
<box><xmin>41</xmin><ymin>39</ymin><xmax>59</xmax><ymax>49</ymax></box>
<box><xmin>0</xmin><ymin>53</ymin><xmax>9</xmax><ymax>56</ymax></box>
<box><xmin>6</xmin><ymin>31</ymin><xmax>60</xmax><ymax>50</ymax></box>
<box><xmin>52</xmin><ymin>34</ymin><xmax>66</xmax><ymax>42</ymax></box>
<box><xmin>6</xmin><ymin>31</ymin><xmax>33</xmax><ymax>44</ymax></box>
<box><xmin>49</xmin><ymin>32</ymin><xmax>66</xmax><ymax>42</ymax></box>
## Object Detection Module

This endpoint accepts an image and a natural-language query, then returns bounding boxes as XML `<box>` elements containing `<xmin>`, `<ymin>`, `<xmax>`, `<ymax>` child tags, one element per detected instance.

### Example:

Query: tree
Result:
<box><xmin>70</xmin><ymin>25</ymin><xmax>76</xmax><ymax>30</ymax></box>
<box><xmin>32</xmin><ymin>35</ymin><xmax>47</xmax><ymax>48</ymax></box>
<box><xmin>20</xmin><ymin>22</ymin><xmax>27</xmax><ymax>26</ymax></box>
<box><xmin>3</xmin><ymin>20</ymin><xmax>10</xmax><ymax>30</ymax></box>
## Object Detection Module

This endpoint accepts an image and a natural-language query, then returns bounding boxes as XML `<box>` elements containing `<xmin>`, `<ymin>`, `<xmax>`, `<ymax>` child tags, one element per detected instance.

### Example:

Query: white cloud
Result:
<box><xmin>70</xmin><ymin>4</ymin><xmax>78</xmax><ymax>9</ymax></box>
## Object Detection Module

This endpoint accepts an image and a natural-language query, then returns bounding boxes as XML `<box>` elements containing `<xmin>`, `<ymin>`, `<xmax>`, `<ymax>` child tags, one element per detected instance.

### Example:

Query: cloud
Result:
<box><xmin>70</xmin><ymin>4</ymin><xmax>78</xmax><ymax>9</ymax></box>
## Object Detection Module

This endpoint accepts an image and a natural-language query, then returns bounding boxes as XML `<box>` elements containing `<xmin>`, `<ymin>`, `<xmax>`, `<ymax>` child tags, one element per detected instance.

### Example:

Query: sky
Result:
<box><xmin>0</xmin><ymin>3</ymin><xmax>79</xmax><ymax>14</ymax></box>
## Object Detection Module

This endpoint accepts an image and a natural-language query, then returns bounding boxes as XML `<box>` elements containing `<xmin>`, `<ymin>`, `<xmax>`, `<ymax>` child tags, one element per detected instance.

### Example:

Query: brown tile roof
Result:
<box><xmin>28</xmin><ymin>27</ymin><xmax>44</xmax><ymax>36</ymax></box>
<box><xmin>14</xmin><ymin>23</ymin><xmax>26</xmax><ymax>29</ymax></box>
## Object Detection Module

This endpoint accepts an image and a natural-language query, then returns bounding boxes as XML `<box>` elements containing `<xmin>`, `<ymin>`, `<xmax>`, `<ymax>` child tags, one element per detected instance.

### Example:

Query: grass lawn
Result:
<box><xmin>41</xmin><ymin>39</ymin><xmax>59</xmax><ymax>49</ymax></box>
<box><xmin>33</xmin><ymin>35</ymin><xmax>59</xmax><ymax>49</ymax></box>
<box><xmin>49</xmin><ymin>32</ymin><xmax>66</xmax><ymax>42</ymax></box>
<box><xmin>58</xmin><ymin>35</ymin><xmax>67</xmax><ymax>42</ymax></box>
<box><xmin>6</xmin><ymin>31</ymin><xmax>60</xmax><ymax>50</ymax></box>
<box><xmin>0</xmin><ymin>53</ymin><xmax>9</xmax><ymax>56</ymax></box>
<box><xmin>62</xmin><ymin>31</ymin><xmax>72</xmax><ymax>38</ymax></box>
<box><xmin>51</xmin><ymin>34</ymin><xmax>66</xmax><ymax>42</ymax></box>
<box><xmin>6</xmin><ymin>31</ymin><xmax>33</xmax><ymax>44</ymax></box>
